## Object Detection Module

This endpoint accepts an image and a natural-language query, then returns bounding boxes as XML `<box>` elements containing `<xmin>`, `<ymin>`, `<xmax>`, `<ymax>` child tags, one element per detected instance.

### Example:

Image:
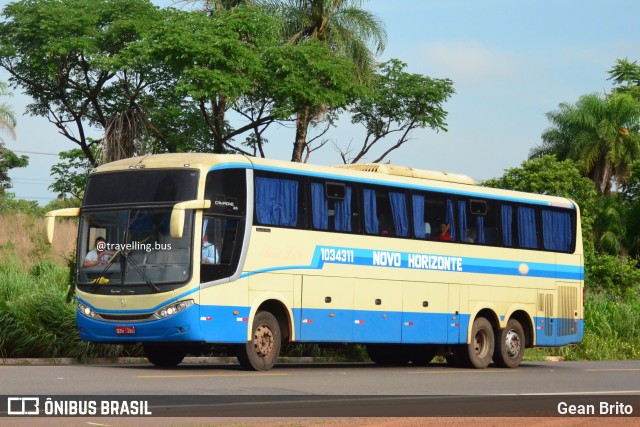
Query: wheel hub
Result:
<box><xmin>473</xmin><ymin>330</ymin><xmax>488</xmax><ymax>357</ymax></box>
<box><xmin>253</xmin><ymin>324</ymin><xmax>274</xmax><ymax>358</ymax></box>
<box><xmin>504</xmin><ymin>329</ymin><xmax>521</xmax><ymax>358</ymax></box>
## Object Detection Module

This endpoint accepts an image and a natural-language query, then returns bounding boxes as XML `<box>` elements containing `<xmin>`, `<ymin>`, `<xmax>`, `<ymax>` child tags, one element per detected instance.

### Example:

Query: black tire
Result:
<box><xmin>236</xmin><ymin>311</ymin><xmax>281</xmax><ymax>371</ymax></box>
<box><xmin>143</xmin><ymin>343</ymin><xmax>186</xmax><ymax>367</ymax></box>
<box><xmin>366</xmin><ymin>344</ymin><xmax>411</xmax><ymax>365</ymax></box>
<box><xmin>408</xmin><ymin>345</ymin><xmax>436</xmax><ymax>365</ymax></box>
<box><xmin>455</xmin><ymin>317</ymin><xmax>495</xmax><ymax>369</ymax></box>
<box><xmin>493</xmin><ymin>319</ymin><xmax>525</xmax><ymax>368</ymax></box>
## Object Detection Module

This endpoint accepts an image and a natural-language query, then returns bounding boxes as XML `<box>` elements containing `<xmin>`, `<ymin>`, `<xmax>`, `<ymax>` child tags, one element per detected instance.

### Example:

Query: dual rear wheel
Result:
<box><xmin>455</xmin><ymin>317</ymin><xmax>525</xmax><ymax>369</ymax></box>
<box><xmin>367</xmin><ymin>316</ymin><xmax>524</xmax><ymax>370</ymax></box>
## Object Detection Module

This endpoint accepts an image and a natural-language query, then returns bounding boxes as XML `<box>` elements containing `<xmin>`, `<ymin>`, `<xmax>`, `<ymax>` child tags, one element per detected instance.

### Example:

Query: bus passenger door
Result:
<box><xmin>401</xmin><ymin>282</ymin><xmax>448</xmax><ymax>344</ymax></box>
<box><xmin>300</xmin><ymin>276</ymin><xmax>353</xmax><ymax>342</ymax></box>
<box><xmin>353</xmin><ymin>279</ymin><xmax>402</xmax><ymax>343</ymax></box>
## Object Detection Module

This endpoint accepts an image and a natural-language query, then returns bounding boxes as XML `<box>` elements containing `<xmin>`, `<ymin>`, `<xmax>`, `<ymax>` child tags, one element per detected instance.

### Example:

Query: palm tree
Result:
<box><xmin>533</xmin><ymin>92</ymin><xmax>640</xmax><ymax>195</ymax></box>
<box><xmin>258</xmin><ymin>0</ymin><xmax>386</xmax><ymax>162</ymax></box>
<box><xmin>262</xmin><ymin>0</ymin><xmax>385</xmax><ymax>75</ymax></box>
<box><xmin>0</xmin><ymin>82</ymin><xmax>16</xmax><ymax>144</ymax></box>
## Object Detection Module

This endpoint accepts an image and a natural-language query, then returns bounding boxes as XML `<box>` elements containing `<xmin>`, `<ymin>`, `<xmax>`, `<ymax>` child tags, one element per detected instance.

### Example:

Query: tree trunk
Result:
<box><xmin>212</xmin><ymin>96</ymin><xmax>227</xmax><ymax>154</ymax></box>
<box><xmin>291</xmin><ymin>107</ymin><xmax>311</xmax><ymax>162</ymax></box>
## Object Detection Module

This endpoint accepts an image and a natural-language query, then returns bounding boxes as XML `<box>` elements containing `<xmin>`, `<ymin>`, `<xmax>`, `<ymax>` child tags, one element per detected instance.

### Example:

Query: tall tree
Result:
<box><xmin>140</xmin><ymin>5</ymin><xmax>283</xmax><ymax>154</ymax></box>
<box><xmin>532</xmin><ymin>92</ymin><xmax>640</xmax><ymax>195</ymax></box>
<box><xmin>609</xmin><ymin>58</ymin><xmax>640</xmax><ymax>100</ymax></box>
<box><xmin>258</xmin><ymin>0</ymin><xmax>387</xmax><ymax>162</ymax></box>
<box><xmin>0</xmin><ymin>81</ymin><xmax>27</xmax><ymax>194</ymax></box>
<box><xmin>342</xmin><ymin>59</ymin><xmax>454</xmax><ymax>164</ymax></box>
<box><xmin>0</xmin><ymin>0</ymin><xmax>165</xmax><ymax>166</ymax></box>
<box><xmin>0</xmin><ymin>81</ymin><xmax>16</xmax><ymax>144</ymax></box>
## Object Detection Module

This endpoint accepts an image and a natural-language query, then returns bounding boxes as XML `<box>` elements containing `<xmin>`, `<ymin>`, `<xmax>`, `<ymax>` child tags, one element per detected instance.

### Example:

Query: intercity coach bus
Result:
<box><xmin>45</xmin><ymin>154</ymin><xmax>583</xmax><ymax>370</ymax></box>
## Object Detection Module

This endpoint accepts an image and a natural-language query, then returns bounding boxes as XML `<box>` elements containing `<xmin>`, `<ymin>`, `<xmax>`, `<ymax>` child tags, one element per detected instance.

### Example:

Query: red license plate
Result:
<box><xmin>115</xmin><ymin>326</ymin><xmax>136</xmax><ymax>335</ymax></box>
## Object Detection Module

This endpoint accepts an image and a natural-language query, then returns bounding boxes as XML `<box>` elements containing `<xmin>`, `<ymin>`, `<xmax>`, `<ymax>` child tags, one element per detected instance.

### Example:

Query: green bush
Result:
<box><xmin>0</xmin><ymin>261</ymin><xmax>122</xmax><ymax>360</ymax></box>
<box><xmin>527</xmin><ymin>293</ymin><xmax>640</xmax><ymax>361</ymax></box>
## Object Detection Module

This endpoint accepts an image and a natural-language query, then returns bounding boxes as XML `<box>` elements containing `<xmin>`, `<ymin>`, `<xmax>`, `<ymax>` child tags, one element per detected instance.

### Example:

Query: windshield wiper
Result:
<box><xmin>118</xmin><ymin>250</ymin><xmax>160</xmax><ymax>293</ymax></box>
<box><xmin>89</xmin><ymin>258</ymin><xmax>119</xmax><ymax>292</ymax></box>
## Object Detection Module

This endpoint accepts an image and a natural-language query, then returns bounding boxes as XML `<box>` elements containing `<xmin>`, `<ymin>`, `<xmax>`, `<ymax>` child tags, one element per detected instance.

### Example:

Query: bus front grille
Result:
<box><xmin>97</xmin><ymin>313</ymin><xmax>155</xmax><ymax>322</ymax></box>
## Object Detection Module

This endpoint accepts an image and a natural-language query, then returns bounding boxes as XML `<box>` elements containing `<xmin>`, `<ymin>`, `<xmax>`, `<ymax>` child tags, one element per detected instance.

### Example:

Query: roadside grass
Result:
<box><xmin>0</xmin><ymin>213</ymin><xmax>76</xmax><ymax>270</ymax></box>
<box><xmin>525</xmin><ymin>295</ymin><xmax>640</xmax><ymax>361</ymax></box>
<box><xmin>0</xmin><ymin>261</ymin><xmax>123</xmax><ymax>360</ymax></box>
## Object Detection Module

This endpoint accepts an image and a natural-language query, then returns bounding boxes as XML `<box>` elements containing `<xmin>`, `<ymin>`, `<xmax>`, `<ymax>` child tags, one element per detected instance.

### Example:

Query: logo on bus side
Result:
<box><xmin>317</xmin><ymin>246</ymin><xmax>463</xmax><ymax>272</ymax></box>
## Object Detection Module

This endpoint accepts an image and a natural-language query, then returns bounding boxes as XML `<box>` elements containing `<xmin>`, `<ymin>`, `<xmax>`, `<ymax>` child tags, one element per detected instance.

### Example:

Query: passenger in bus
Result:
<box><xmin>379</xmin><ymin>213</ymin><xmax>392</xmax><ymax>237</ymax></box>
<box><xmin>465</xmin><ymin>227</ymin><xmax>477</xmax><ymax>243</ymax></box>
<box><xmin>439</xmin><ymin>223</ymin><xmax>451</xmax><ymax>241</ymax></box>
<box><xmin>83</xmin><ymin>236</ymin><xmax>115</xmax><ymax>267</ymax></box>
<box><xmin>201</xmin><ymin>222</ymin><xmax>219</xmax><ymax>264</ymax></box>
<box><xmin>424</xmin><ymin>222</ymin><xmax>432</xmax><ymax>239</ymax></box>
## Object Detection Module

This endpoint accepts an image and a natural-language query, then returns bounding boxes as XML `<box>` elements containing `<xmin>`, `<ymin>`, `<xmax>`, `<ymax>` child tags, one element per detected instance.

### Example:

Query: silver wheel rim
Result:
<box><xmin>504</xmin><ymin>329</ymin><xmax>521</xmax><ymax>358</ymax></box>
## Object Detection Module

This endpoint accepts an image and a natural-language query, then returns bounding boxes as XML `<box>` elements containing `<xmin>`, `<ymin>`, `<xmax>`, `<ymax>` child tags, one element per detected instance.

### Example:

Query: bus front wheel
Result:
<box><xmin>493</xmin><ymin>319</ymin><xmax>525</xmax><ymax>368</ymax></box>
<box><xmin>236</xmin><ymin>311</ymin><xmax>281</xmax><ymax>371</ymax></box>
<box><xmin>143</xmin><ymin>343</ymin><xmax>186</xmax><ymax>367</ymax></box>
<box><xmin>455</xmin><ymin>317</ymin><xmax>494</xmax><ymax>369</ymax></box>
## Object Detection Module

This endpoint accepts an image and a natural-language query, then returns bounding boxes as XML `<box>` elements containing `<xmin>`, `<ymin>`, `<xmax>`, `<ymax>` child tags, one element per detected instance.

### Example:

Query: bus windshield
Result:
<box><xmin>77</xmin><ymin>208</ymin><xmax>194</xmax><ymax>293</ymax></box>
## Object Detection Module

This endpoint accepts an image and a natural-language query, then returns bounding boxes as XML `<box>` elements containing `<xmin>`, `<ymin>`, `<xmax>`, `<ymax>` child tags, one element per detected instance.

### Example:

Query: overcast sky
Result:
<box><xmin>3</xmin><ymin>0</ymin><xmax>640</xmax><ymax>203</ymax></box>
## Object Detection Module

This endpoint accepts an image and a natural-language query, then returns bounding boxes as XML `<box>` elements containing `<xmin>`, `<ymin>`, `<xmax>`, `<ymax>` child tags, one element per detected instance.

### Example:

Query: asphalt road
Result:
<box><xmin>1</xmin><ymin>360</ymin><xmax>639</xmax><ymax>422</ymax></box>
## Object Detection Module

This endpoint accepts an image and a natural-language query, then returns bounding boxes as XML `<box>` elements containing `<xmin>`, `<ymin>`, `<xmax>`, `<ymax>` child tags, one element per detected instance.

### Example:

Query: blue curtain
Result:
<box><xmin>311</xmin><ymin>182</ymin><xmax>328</xmax><ymax>230</ymax></box>
<box><xmin>502</xmin><ymin>205</ymin><xmax>513</xmax><ymax>247</ymax></box>
<box><xmin>334</xmin><ymin>186</ymin><xmax>352</xmax><ymax>232</ymax></box>
<box><xmin>363</xmin><ymin>189</ymin><xmax>378</xmax><ymax>234</ymax></box>
<box><xmin>476</xmin><ymin>216</ymin><xmax>485</xmax><ymax>244</ymax></box>
<box><xmin>412</xmin><ymin>195</ymin><xmax>426</xmax><ymax>238</ymax></box>
<box><xmin>446</xmin><ymin>199</ymin><xmax>456</xmax><ymax>240</ymax></box>
<box><xmin>389</xmin><ymin>192</ymin><xmax>408</xmax><ymax>237</ymax></box>
<box><xmin>458</xmin><ymin>201</ymin><xmax>467</xmax><ymax>242</ymax></box>
<box><xmin>255</xmin><ymin>177</ymin><xmax>298</xmax><ymax>227</ymax></box>
<box><xmin>543</xmin><ymin>210</ymin><xmax>572</xmax><ymax>252</ymax></box>
<box><xmin>518</xmin><ymin>206</ymin><xmax>538</xmax><ymax>248</ymax></box>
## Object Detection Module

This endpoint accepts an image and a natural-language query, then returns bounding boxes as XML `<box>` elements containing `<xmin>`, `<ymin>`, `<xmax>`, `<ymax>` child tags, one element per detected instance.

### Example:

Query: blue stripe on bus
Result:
<box><xmin>77</xmin><ymin>301</ymin><xmax>584</xmax><ymax>348</ymax></box>
<box><xmin>241</xmin><ymin>245</ymin><xmax>584</xmax><ymax>281</ymax></box>
<box><xmin>209</xmin><ymin>163</ymin><xmax>575</xmax><ymax>208</ymax></box>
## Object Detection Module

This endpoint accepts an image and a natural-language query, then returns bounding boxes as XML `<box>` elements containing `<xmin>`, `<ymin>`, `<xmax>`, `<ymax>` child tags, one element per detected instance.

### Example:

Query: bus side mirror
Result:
<box><xmin>44</xmin><ymin>208</ymin><xmax>80</xmax><ymax>244</ymax></box>
<box><xmin>170</xmin><ymin>200</ymin><xmax>211</xmax><ymax>238</ymax></box>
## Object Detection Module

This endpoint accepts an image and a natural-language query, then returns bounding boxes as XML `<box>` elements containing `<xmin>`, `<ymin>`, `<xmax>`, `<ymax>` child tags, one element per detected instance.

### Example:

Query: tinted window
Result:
<box><xmin>311</xmin><ymin>181</ymin><xmax>359</xmax><ymax>233</ymax></box>
<box><xmin>542</xmin><ymin>209</ymin><xmax>573</xmax><ymax>252</ymax></box>
<box><xmin>84</xmin><ymin>170</ymin><xmax>199</xmax><ymax>206</ymax></box>
<box><xmin>254</xmin><ymin>175</ymin><xmax>306</xmax><ymax>228</ymax></box>
<box><xmin>204</xmin><ymin>169</ymin><xmax>247</xmax><ymax>217</ymax></box>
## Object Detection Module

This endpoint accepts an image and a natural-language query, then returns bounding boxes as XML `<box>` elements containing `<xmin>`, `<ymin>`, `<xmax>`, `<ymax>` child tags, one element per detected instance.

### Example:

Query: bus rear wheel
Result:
<box><xmin>236</xmin><ymin>311</ymin><xmax>281</xmax><ymax>371</ymax></box>
<box><xmin>455</xmin><ymin>317</ymin><xmax>494</xmax><ymax>369</ymax></box>
<box><xmin>493</xmin><ymin>319</ymin><xmax>525</xmax><ymax>368</ymax></box>
<box><xmin>143</xmin><ymin>343</ymin><xmax>186</xmax><ymax>367</ymax></box>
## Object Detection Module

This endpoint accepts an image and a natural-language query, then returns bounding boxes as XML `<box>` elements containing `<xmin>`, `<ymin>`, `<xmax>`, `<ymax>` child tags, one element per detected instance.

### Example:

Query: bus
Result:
<box><xmin>45</xmin><ymin>153</ymin><xmax>584</xmax><ymax>370</ymax></box>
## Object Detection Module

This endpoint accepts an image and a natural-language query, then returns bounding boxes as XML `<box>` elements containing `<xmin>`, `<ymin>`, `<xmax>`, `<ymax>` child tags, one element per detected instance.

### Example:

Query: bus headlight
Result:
<box><xmin>77</xmin><ymin>302</ymin><xmax>96</xmax><ymax>318</ymax></box>
<box><xmin>153</xmin><ymin>300</ymin><xmax>194</xmax><ymax>319</ymax></box>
